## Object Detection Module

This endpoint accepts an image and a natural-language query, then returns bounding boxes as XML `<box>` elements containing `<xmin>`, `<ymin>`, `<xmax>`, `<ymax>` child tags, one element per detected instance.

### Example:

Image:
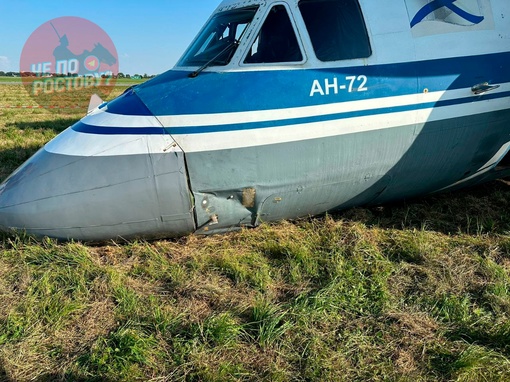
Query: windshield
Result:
<box><xmin>179</xmin><ymin>6</ymin><xmax>259</xmax><ymax>67</ymax></box>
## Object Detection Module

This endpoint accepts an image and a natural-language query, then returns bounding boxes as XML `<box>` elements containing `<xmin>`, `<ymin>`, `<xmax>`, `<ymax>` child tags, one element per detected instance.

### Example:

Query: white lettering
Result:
<box><xmin>32</xmin><ymin>81</ymin><xmax>44</xmax><ymax>96</ymax></box>
<box><xmin>310</xmin><ymin>80</ymin><xmax>325</xmax><ymax>97</ymax></box>
<box><xmin>29</xmin><ymin>73</ymin><xmax>116</xmax><ymax>98</ymax></box>
<box><xmin>68</xmin><ymin>59</ymin><xmax>79</xmax><ymax>74</ymax></box>
<box><xmin>42</xmin><ymin>62</ymin><xmax>52</xmax><ymax>74</ymax></box>
<box><xmin>310</xmin><ymin>76</ymin><xmax>369</xmax><ymax>96</ymax></box>
<box><xmin>56</xmin><ymin>60</ymin><xmax>67</xmax><ymax>75</ymax></box>
<box><xmin>74</xmin><ymin>77</ymin><xmax>84</xmax><ymax>91</ymax></box>
<box><xmin>85</xmin><ymin>76</ymin><xmax>96</xmax><ymax>89</ymax></box>
<box><xmin>55</xmin><ymin>77</ymin><xmax>66</xmax><ymax>93</ymax></box>
<box><xmin>357</xmin><ymin>75</ymin><xmax>368</xmax><ymax>92</ymax></box>
<box><xmin>43</xmin><ymin>78</ymin><xmax>54</xmax><ymax>93</ymax></box>
<box><xmin>324</xmin><ymin>78</ymin><xmax>338</xmax><ymax>95</ymax></box>
<box><xmin>31</xmin><ymin>63</ymin><xmax>42</xmax><ymax>73</ymax></box>
<box><xmin>346</xmin><ymin>76</ymin><xmax>356</xmax><ymax>93</ymax></box>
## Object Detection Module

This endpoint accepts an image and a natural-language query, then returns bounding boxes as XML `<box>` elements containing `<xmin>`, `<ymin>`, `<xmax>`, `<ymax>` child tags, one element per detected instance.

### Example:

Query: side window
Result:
<box><xmin>299</xmin><ymin>0</ymin><xmax>371</xmax><ymax>61</ymax></box>
<box><xmin>244</xmin><ymin>5</ymin><xmax>303</xmax><ymax>64</ymax></box>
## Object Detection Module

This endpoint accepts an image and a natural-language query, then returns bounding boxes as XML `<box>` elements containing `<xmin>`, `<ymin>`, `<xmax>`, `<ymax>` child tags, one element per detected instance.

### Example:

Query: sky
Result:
<box><xmin>0</xmin><ymin>0</ymin><xmax>219</xmax><ymax>75</ymax></box>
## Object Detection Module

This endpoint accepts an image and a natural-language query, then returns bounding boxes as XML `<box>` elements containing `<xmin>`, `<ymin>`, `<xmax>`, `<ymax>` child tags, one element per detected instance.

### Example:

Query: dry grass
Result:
<box><xmin>1</xmin><ymin>83</ymin><xmax>510</xmax><ymax>381</ymax></box>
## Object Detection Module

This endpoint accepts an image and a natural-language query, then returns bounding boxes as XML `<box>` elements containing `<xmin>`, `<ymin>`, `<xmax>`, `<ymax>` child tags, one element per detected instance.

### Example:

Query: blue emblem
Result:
<box><xmin>410</xmin><ymin>0</ymin><xmax>485</xmax><ymax>27</ymax></box>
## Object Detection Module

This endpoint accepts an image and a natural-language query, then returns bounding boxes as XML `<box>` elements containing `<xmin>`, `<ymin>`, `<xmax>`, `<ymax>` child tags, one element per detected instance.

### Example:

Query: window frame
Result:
<box><xmin>176</xmin><ymin>5</ymin><xmax>260</xmax><ymax>69</ymax></box>
<box><xmin>240</xmin><ymin>2</ymin><xmax>307</xmax><ymax>67</ymax></box>
<box><xmin>297</xmin><ymin>0</ymin><xmax>372</xmax><ymax>63</ymax></box>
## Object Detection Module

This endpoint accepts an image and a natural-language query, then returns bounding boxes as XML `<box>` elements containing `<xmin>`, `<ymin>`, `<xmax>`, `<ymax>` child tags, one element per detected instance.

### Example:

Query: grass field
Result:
<box><xmin>0</xmin><ymin>76</ymin><xmax>147</xmax><ymax>84</ymax></box>
<box><xmin>0</xmin><ymin>78</ymin><xmax>20</xmax><ymax>83</ymax></box>
<box><xmin>1</xmin><ymin>83</ymin><xmax>510</xmax><ymax>381</ymax></box>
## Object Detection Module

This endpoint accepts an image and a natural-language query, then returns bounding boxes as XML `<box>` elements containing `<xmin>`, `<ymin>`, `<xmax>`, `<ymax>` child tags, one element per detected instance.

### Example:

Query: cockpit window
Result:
<box><xmin>299</xmin><ymin>0</ymin><xmax>371</xmax><ymax>61</ymax></box>
<box><xmin>179</xmin><ymin>6</ymin><xmax>258</xmax><ymax>67</ymax></box>
<box><xmin>244</xmin><ymin>5</ymin><xmax>303</xmax><ymax>64</ymax></box>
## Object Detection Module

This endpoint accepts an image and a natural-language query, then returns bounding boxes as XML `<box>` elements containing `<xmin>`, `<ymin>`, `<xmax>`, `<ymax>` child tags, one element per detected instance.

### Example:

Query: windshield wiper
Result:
<box><xmin>189</xmin><ymin>40</ymin><xmax>239</xmax><ymax>78</ymax></box>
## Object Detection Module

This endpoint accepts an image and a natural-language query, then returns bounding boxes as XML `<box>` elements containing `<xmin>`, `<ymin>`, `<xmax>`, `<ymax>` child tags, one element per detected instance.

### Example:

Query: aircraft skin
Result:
<box><xmin>0</xmin><ymin>0</ymin><xmax>509</xmax><ymax>241</ymax></box>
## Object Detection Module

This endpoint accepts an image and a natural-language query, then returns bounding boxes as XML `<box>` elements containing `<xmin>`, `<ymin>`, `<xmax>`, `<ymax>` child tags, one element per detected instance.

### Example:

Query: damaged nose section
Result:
<box><xmin>0</xmin><ymin>117</ymin><xmax>196</xmax><ymax>241</ymax></box>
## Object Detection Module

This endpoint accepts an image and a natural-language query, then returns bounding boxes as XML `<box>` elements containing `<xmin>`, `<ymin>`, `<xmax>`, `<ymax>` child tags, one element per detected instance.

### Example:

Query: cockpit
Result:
<box><xmin>177</xmin><ymin>0</ymin><xmax>372</xmax><ymax>70</ymax></box>
<box><xmin>179</xmin><ymin>6</ymin><xmax>258</xmax><ymax>68</ymax></box>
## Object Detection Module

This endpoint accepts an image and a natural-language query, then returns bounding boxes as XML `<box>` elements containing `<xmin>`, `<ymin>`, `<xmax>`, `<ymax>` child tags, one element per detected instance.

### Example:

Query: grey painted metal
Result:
<box><xmin>0</xmin><ymin>146</ymin><xmax>195</xmax><ymax>241</ymax></box>
<box><xmin>189</xmin><ymin>108</ymin><xmax>510</xmax><ymax>234</ymax></box>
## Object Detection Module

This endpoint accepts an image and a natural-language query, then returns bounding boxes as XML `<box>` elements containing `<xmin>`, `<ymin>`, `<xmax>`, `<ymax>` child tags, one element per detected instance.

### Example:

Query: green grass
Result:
<box><xmin>0</xmin><ymin>76</ymin><xmax>147</xmax><ymax>84</ymax></box>
<box><xmin>0</xmin><ymin>77</ymin><xmax>21</xmax><ymax>83</ymax></box>
<box><xmin>1</xmin><ymin>85</ymin><xmax>510</xmax><ymax>381</ymax></box>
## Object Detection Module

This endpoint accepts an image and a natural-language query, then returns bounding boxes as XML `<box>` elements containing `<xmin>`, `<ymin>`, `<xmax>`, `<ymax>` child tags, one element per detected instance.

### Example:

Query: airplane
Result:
<box><xmin>0</xmin><ymin>0</ymin><xmax>509</xmax><ymax>241</ymax></box>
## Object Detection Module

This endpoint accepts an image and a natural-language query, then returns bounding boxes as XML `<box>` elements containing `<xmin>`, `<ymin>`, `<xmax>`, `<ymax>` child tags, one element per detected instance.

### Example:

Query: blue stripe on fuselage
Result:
<box><xmin>71</xmin><ymin>52</ymin><xmax>509</xmax><ymax>136</ymax></box>
<box><xmin>132</xmin><ymin>52</ymin><xmax>509</xmax><ymax>116</ymax></box>
<box><xmin>71</xmin><ymin>90</ymin><xmax>510</xmax><ymax>136</ymax></box>
<box><xmin>72</xmin><ymin>121</ymin><xmax>166</xmax><ymax>135</ymax></box>
<box><xmin>169</xmin><ymin>91</ymin><xmax>510</xmax><ymax>135</ymax></box>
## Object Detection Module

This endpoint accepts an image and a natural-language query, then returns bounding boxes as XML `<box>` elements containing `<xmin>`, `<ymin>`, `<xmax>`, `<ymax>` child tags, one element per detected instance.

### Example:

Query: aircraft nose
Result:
<box><xmin>0</xmin><ymin>124</ymin><xmax>196</xmax><ymax>241</ymax></box>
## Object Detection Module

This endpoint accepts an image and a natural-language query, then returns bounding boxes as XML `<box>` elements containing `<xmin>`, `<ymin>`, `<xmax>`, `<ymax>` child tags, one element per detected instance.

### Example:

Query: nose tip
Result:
<box><xmin>0</xmin><ymin>183</ymin><xmax>11</xmax><ymax>233</ymax></box>
<box><xmin>0</xmin><ymin>127</ymin><xmax>196</xmax><ymax>241</ymax></box>
<box><xmin>0</xmin><ymin>146</ymin><xmax>114</xmax><ymax>239</ymax></box>
<box><xmin>0</xmin><ymin>148</ymin><xmax>53</xmax><ymax>236</ymax></box>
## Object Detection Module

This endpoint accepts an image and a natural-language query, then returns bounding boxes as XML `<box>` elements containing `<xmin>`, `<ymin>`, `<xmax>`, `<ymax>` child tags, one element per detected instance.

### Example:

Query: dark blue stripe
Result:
<box><xmin>411</xmin><ymin>0</ymin><xmax>484</xmax><ymax>28</ymax></box>
<box><xmin>71</xmin><ymin>91</ymin><xmax>510</xmax><ymax>136</ymax></box>
<box><xmin>169</xmin><ymin>91</ymin><xmax>510</xmax><ymax>134</ymax></box>
<box><xmin>447</xmin><ymin>2</ymin><xmax>484</xmax><ymax>24</ymax></box>
<box><xmin>72</xmin><ymin>121</ymin><xmax>166</xmax><ymax>135</ymax></box>
<box><xmin>410</xmin><ymin>1</ymin><xmax>444</xmax><ymax>27</ymax></box>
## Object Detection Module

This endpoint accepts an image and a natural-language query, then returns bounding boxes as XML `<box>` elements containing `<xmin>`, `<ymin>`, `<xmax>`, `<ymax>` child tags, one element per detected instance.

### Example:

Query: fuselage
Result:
<box><xmin>0</xmin><ymin>0</ymin><xmax>509</xmax><ymax>240</ymax></box>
